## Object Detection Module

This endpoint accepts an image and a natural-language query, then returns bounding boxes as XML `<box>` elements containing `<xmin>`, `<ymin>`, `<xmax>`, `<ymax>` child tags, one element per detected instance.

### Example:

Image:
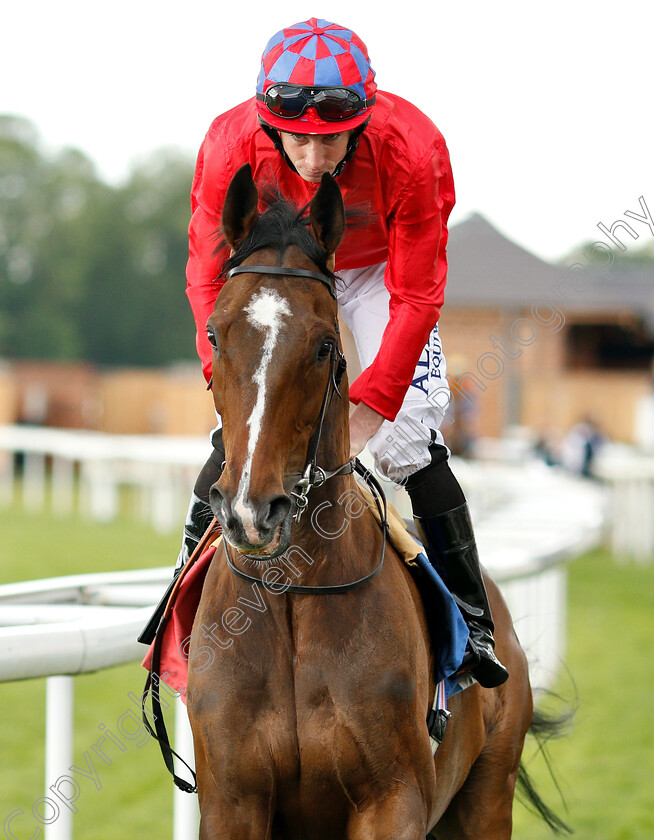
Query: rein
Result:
<box><xmin>141</xmin><ymin>517</ymin><xmax>220</xmax><ymax>794</ymax></box>
<box><xmin>225</xmin><ymin>459</ymin><xmax>388</xmax><ymax>594</ymax></box>
<box><xmin>289</xmin><ymin>332</ymin><xmax>348</xmax><ymax>523</ymax></box>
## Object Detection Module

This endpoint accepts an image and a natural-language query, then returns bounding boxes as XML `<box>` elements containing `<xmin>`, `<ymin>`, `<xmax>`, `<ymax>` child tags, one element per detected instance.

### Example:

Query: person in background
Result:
<box><xmin>561</xmin><ymin>418</ymin><xmax>604</xmax><ymax>478</ymax></box>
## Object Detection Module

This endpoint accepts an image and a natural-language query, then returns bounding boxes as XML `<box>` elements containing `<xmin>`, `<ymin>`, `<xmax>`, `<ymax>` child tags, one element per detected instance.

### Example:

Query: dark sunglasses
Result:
<box><xmin>257</xmin><ymin>84</ymin><xmax>375</xmax><ymax>122</ymax></box>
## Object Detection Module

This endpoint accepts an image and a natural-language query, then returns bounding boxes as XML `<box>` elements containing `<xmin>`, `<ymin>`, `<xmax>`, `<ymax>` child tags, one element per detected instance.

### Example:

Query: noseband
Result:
<box><xmin>222</xmin><ymin>262</ymin><xmax>388</xmax><ymax>594</ymax></box>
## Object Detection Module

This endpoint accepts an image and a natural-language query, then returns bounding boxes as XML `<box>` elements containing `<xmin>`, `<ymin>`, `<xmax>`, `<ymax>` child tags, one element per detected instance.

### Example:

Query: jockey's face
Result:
<box><xmin>280</xmin><ymin>131</ymin><xmax>351</xmax><ymax>183</ymax></box>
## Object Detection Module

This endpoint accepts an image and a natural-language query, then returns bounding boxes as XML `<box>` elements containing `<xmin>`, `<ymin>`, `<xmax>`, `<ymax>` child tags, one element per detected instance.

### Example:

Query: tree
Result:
<box><xmin>0</xmin><ymin>116</ymin><xmax>197</xmax><ymax>367</ymax></box>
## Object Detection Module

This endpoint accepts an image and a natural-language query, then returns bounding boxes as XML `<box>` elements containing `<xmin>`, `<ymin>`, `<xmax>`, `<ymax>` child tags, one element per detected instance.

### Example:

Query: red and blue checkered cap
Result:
<box><xmin>256</xmin><ymin>18</ymin><xmax>377</xmax><ymax>134</ymax></box>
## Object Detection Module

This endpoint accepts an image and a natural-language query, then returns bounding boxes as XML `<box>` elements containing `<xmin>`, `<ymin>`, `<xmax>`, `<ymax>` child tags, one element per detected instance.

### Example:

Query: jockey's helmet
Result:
<box><xmin>256</xmin><ymin>18</ymin><xmax>377</xmax><ymax>135</ymax></box>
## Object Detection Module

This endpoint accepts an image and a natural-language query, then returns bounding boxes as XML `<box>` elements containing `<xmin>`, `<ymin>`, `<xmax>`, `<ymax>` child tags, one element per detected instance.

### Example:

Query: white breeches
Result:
<box><xmin>337</xmin><ymin>262</ymin><xmax>450</xmax><ymax>483</ymax></box>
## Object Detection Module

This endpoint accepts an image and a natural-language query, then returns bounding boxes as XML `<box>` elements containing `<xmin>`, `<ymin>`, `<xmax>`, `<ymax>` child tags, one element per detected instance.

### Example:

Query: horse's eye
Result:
<box><xmin>207</xmin><ymin>329</ymin><xmax>218</xmax><ymax>351</ymax></box>
<box><xmin>317</xmin><ymin>339</ymin><xmax>333</xmax><ymax>361</ymax></box>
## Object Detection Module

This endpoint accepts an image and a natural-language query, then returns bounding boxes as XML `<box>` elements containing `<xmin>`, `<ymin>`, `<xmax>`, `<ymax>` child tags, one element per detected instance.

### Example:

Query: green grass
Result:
<box><xmin>512</xmin><ymin>547</ymin><xmax>654</xmax><ymax>840</ymax></box>
<box><xmin>0</xmin><ymin>506</ymin><xmax>180</xmax><ymax>838</ymax></box>
<box><xmin>1</xmin><ymin>506</ymin><xmax>653</xmax><ymax>838</ymax></box>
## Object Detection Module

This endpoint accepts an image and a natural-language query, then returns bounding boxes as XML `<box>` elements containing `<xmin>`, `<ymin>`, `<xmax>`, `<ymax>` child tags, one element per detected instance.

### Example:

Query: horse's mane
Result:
<box><xmin>216</xmin><ymin>182</ymin><xmax>374</xmax><ymax>287</ymax></box>
<box><xmin>218</xmin><ymin>184</ymin><xmax>336</xmax><ymax>282</ymax></box>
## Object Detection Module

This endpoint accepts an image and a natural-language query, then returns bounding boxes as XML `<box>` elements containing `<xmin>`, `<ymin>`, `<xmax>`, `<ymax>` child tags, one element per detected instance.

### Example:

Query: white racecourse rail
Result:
<box><xmin>0</xmin><ymin>426</ymin><xmax>605</xmax><ymax>840</ymax></box>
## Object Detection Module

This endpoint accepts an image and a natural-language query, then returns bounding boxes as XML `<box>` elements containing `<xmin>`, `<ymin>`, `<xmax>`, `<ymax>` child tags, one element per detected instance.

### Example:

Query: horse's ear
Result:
<box><xmin>310</xmin><ymin>173</ymin><xmax>345</xmax><ymax>258</ymax></box>
<box><xmin>222</xmin><ymin>163</ymin><xmax>260</xmax><ymax>251</ymax></box>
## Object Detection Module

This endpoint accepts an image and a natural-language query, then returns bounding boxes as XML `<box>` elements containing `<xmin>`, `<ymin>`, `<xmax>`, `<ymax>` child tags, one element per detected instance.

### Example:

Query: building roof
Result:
<box><xmin>447</xmin><ymin>213</ymin><xmax>654</xmax><ymax>331</ymax></box>
<box><xmin>446</xmin><ymin>213</ymin><xmax>564</xmax><ymax>307</ymax></box>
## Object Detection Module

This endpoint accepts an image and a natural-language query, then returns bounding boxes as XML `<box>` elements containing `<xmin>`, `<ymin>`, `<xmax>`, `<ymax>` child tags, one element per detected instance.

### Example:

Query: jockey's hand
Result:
<box><xmin>349</xmin><ymin>403</ymin><xmax>385</xmax><ymax>459</ymax></box>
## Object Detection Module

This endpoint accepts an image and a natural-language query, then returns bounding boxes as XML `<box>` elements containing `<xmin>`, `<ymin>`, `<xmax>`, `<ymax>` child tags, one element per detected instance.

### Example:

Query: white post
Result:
<box><xmin>152</xmin><ymin>466</ymin><xmax>177</xmax><ymax>535</ymax></box>
<box><xmin>23</xmin><ymin>452</ymin><xmax>47</xmax><ymax>511</ymax></box>
<box><xmin>0</xmin><ymin>450</ymin><xmax>13</xmax><ymax>508</ymax></box>
<box><xmin>84</xmin><ymin>461</ymin><xmax>119</xmax><ymax>522</ymax></box>
<box><xmin>45</xmin><ymin>676</ymin><xmax>74</xmax><ymax>840</ymax></box>
<box><xmin>51</xmin><ymin>457</ymin><xmax>75</xmax><ymax>517</ymax></box>
<box><xmin>173</xmin><ymin>697</ymin><xmax>199</xmax><ymax>840</ymax></box>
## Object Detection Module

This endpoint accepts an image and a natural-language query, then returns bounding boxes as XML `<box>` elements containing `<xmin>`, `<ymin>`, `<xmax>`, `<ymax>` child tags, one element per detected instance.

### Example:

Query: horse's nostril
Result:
<box><xmin>257</xmin><ymin>495</ymin><xmax>291</xmax><ymax>533</ymax></box>
<box><xmin>209</xmin><ymin>483</ymin><xmax>225</xmax><ymax>520</ymax></box>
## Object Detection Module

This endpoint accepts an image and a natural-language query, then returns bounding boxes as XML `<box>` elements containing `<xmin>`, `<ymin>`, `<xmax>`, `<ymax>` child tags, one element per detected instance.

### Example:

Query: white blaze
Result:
<box><xmin>233</xmin><ymin>288</ymin><xmax>291</xmax><ymax>539</ymax></box>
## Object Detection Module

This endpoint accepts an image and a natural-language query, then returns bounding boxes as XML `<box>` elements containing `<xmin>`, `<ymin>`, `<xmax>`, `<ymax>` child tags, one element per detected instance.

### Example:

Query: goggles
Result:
<box><xmin>257</xmin><ymin>84</ymin><xmax>375</xmax><ymax>122</ymax></box>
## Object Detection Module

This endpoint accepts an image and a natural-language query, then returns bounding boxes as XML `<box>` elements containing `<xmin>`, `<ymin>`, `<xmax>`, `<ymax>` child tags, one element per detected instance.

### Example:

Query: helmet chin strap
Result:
<box><xmin>333</xmin><ymin>119</ymin><xmax>369</xmax><ymax>176</ymax></box>
<box><xmin>258</xmin><ymin>119</ymin><xmax>300</xmax><ymax>175</ymax></box>
<box><xmin>257</xmin><ymin>117</ymin><xmax>370</xmax><ymax>179</ymax></box>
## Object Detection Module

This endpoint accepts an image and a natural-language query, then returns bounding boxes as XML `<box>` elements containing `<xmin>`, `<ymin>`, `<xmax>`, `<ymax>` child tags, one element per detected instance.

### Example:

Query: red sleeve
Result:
<box><xmin>349</xmin><ymin>135</ymin><xmax>455</xmax><ymax>421</ymax></box>
<box><xmin>185</xmin><ymin>133</ymin><xmax>232</xmax><ymax>382</ymax></box>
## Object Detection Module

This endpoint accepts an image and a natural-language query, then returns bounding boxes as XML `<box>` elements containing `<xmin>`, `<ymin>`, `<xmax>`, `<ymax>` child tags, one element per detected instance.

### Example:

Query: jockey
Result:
<box><xmin>140</xmin><ymin>18</ymin><xmax>508</xmax><ymax>688</ymax></box>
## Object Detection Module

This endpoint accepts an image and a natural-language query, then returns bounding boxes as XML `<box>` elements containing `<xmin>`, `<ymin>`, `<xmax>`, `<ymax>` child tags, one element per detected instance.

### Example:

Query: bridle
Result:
<box><xmin>222</xmin><ymin>262</ymin><xmax>389</xmax><ymax>594</ymax></box>
<box><xmin>226</xmin><ymin>262</ymin><xmax>350</xmax><ymax>519</ymax></box>
<box><xmin>226</xmin><ymin>263</ymin><xmax>338</xmax><ymax>299</ymax></box>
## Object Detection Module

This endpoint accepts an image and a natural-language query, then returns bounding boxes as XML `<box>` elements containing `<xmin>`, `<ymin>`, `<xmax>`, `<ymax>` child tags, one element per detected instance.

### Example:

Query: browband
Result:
<box><xmin>225</xmin><ymin>264</ymin><xmax>337</xmax><ymax>299</ymax></box>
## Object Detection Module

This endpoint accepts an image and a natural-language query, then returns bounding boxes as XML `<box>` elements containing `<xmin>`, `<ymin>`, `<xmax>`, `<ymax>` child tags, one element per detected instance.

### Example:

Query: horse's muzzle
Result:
<box><xmin>209</xmin><ymin>484</ymin><xmax>292</xmax><ymax>559</ymax></box>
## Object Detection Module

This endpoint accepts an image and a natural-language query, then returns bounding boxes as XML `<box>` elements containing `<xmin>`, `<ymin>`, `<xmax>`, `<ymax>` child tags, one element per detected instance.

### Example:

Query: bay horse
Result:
<box><xmin>186</xmin><ymin>164</ymin><xmax>554</xmax><ymax>839</ymax></box>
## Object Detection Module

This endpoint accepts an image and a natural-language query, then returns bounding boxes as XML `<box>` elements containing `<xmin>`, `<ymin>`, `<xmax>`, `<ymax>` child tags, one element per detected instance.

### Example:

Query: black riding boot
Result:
<box><xmin>406</xmin><ymin>446</ymin><xmax>509</xmax><ymax>688</ymax></box>
<box><xmin>137</xmin><ymin>431</ymin><xmax>224</xmax><ymax>645</ymax></box>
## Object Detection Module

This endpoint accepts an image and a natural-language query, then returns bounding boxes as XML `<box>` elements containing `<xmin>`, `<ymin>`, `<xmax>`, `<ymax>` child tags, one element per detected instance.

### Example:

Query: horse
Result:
<box><xmin>186</xmin><ymin>163</ymin><xmax>553</xmax><ymax>839</ymax></box>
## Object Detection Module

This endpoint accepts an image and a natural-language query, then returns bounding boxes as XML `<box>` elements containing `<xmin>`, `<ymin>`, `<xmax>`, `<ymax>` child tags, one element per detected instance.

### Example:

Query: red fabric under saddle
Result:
<box><xmin>141</xmin><ymin>545</ymin><xmax>217</xmax><ymax>704</ymax></box>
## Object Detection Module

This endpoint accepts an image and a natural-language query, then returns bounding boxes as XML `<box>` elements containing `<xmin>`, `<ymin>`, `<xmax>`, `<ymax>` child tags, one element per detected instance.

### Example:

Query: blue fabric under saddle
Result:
<box><xmin>411</xmin><ymin>550</ymin><xmax>469</xmax><ymax>696</ymax></box>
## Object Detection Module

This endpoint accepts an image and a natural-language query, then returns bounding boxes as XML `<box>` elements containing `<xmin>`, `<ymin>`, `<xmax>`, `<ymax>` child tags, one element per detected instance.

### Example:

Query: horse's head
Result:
<box><xmin>207</xmin><ymin>164</ymin><xmax>347</xmax><ymax>559</ymax></box>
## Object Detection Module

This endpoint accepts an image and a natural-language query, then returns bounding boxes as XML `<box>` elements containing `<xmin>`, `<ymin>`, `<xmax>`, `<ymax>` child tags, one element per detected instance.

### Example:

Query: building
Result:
<box><xmin>2</xmin><ymin>214</ymin><xmax>653</xmax><ymax>446</ymax></box>
<box><xmin>438</xmin><ymin>213</ymin><xmax>654</xmax><ymax>450</ymax></box>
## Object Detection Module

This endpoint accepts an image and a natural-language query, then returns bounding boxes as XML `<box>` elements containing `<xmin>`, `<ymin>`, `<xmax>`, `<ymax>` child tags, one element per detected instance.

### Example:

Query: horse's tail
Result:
<box><xmin>516</xmin><ymin>695</ymin><xmax>575</xmax><ymax>835</ymax></box>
